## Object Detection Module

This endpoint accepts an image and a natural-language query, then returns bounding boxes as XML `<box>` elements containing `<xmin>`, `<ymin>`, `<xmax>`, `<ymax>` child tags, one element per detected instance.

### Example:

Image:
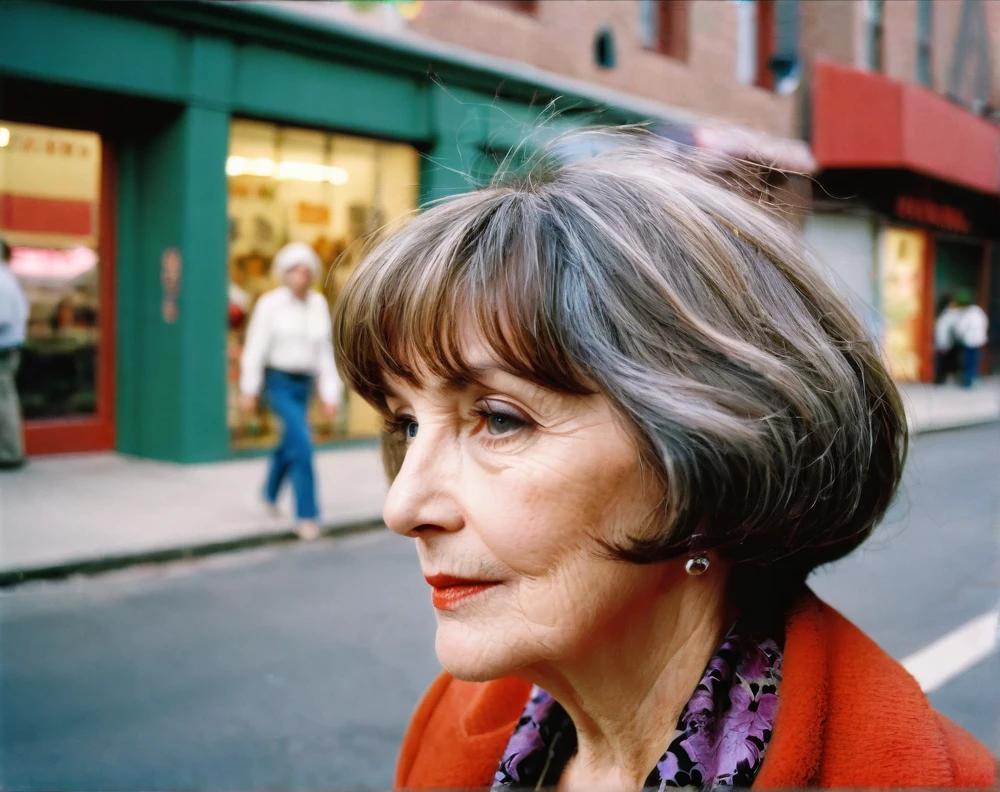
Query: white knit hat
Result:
<box><xmin>272</xmin><ymin>241</ymin><xmax>321</xmax><ymax>277</ymax></box>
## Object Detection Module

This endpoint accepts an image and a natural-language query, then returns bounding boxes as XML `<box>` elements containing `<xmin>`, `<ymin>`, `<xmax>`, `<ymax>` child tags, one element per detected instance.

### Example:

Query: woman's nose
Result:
<box><xmin>382</xmin><ymin>432</ymin><xmax>464</xmax><ymax>538</ymax></box>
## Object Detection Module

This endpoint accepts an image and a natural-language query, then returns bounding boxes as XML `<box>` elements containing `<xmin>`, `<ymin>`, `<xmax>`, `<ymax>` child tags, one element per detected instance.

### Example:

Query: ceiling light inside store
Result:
<box><xmin>227</xmin><ymin>155</ymin><xmax>348</xmax><ymax>185</ymax></box>
<box><xmin>226</xmin><ymin>156</ymin><xmax>275</xmax><ymax>177</ymax></box>
<box><xmin>277</xmin><ymin>160</ymin><xmax>349</xmax><ymax>185</ymax></box>
<box><xmin>0</xmin><ymin>127</ymin><xmax>10</xmax><ymax>148</ymax></box>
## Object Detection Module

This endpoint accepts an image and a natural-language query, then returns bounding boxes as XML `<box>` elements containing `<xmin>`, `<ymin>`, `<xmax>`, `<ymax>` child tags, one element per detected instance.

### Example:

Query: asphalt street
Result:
<box><xmin>1</xmin><ymin>424</ymin><xmax>997</xmax><ymax>790</ymax></box>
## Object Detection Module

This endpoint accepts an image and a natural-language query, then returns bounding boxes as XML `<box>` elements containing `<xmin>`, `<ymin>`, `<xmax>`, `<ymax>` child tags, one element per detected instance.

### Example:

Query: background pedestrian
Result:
<box><xmin>933</xmin><ymin>293</ymin><xmax>960</xmax><ymax>384</ymax></box>
<box><xmin>0</xmin><ymin>239</ymin><xmax>28</xmax><ymax>470</ymax></box>
<box><xmin>239</xmin><ymin>241</ymin><xmax>342</xmax><ymax>539</ymax></box>
<box><xmin>954</xmin><ymin>291</ymin><xmax>989</xmax><ymax>388</ymax></box>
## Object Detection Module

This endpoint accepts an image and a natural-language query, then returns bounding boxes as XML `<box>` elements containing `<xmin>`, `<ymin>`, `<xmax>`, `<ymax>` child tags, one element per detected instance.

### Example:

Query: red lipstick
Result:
<box><xmin>424</xmin><ymin>574</ymin><xmax>500</xmax><ymax>610</ymax></box>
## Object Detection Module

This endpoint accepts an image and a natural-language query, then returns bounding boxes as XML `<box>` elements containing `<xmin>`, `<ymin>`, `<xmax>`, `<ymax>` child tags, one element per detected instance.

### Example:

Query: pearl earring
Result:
<box><xmin>684</xmin><ymin>554</ymin><xmax>710</xmax><ymax>576</ymax></box>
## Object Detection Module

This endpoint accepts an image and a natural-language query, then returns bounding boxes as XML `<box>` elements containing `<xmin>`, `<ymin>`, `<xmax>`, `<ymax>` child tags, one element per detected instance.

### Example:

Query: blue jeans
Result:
<box><xmin>263</xmin><ymin>368</ymin><xmax>318</xmax><ymax>520</ymax></box>
<box><xmin>959</xmin><ymin>344</ymin><xmax>982</xmax><ymax>388</ymax></box>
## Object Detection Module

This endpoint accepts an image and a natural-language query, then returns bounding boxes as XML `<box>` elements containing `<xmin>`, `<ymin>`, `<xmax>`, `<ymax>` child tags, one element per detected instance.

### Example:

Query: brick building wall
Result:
<box><xmin>408</xmin><ymin>0</ymin><xmax>796</xmax><ymax>138</ymax></box>
<box><xmin>276</xmin><ymin>0</ymin><xmax>999</xmax><ymax>138</ymax></box>
<box><xmin>800</xmin><ymin>0</ymin><xmax>1000</xmax><ymax>110</ymax></box>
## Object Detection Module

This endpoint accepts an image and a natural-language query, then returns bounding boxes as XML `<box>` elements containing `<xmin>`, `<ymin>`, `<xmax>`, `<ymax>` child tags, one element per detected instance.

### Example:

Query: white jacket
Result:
<box><xmin>955</xmin><ymin>305</ymin><xmax>989</xmax><ymax>348</ymax></box>
<box><xmin>239</xmin><ymin>286</ymin><xmax>343</xmax><ymax>404</ymax></box>
<box><xmin>934</xmin><ymin>307</ymin><xmax>962</xmax><ymax>351</ymax></box>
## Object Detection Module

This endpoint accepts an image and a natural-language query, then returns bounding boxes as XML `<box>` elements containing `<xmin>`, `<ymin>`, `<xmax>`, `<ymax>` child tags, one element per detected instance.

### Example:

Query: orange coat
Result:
<box><xmin>397</xmin><ymin>591</ymin><xmax>996</xmax><ymax>788</ymax></box>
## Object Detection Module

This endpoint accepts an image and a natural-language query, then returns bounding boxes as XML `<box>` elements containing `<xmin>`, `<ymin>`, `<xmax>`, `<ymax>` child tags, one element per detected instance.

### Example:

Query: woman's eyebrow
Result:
<box><xmin>441</xmin><ymin>365</ymin><xmax>526</xmax><ymax>393</ymax></box>
<box><xmin>382</xmin><ymin>363</ymin><xmax>539</xmax><ymax>399</ymax></box>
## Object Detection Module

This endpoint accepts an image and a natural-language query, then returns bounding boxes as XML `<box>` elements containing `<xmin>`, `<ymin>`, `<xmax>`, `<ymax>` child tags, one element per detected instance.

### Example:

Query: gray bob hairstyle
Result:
<box><xmin>333</xmin><ymin>128</ymin><xmax>907</xmax><ymax>583</ymax></box>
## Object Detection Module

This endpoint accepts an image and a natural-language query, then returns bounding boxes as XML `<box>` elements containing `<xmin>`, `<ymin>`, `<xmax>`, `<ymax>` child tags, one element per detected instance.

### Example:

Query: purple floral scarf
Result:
<box><xmin>492</xmin><ymin>623</ymin><xmax>783</xmax><ymax>790</ymax></box>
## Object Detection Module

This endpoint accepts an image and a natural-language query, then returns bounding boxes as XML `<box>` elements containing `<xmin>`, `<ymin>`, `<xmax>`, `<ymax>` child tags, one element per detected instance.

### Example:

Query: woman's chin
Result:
<box><xmin>434</xmin><ymin>625</ymin><xmax>521</xmax><ymax>682</ymax></box>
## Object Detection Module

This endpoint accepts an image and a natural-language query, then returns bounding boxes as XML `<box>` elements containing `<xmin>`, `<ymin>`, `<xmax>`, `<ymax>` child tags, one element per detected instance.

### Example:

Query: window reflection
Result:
<box><xmin>0</xmin><ymin>121</ymin><xmax>102</xmax><ymax>420</ymax></box>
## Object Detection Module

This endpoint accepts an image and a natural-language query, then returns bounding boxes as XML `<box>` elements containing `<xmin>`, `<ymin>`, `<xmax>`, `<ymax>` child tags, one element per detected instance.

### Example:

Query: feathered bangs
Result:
<box><xmin>332</xmin><ymin>187</ymin><xmax>594</xmax><ymax>417</ymax></box>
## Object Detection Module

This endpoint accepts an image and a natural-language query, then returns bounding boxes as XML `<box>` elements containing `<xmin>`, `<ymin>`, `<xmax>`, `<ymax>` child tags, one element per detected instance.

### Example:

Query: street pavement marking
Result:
<box><xmin>901</xmin><ymin>609</ymin><xmax>999</xmax><ymax>693</ymax></box>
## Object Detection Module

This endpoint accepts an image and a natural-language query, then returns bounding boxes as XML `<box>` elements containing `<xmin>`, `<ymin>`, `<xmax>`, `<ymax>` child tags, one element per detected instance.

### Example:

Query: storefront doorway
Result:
<box><xmin>934</xmin><ymin>238</ymin><xmax>985</xmax><ymax>306</ymax></box>
<box><xmin>225</xmin><ymin>119</ymin><xmax>419</xmax><ymax>451</ymax></box>
<box><xmin>0</xmin><ymin>120</ymin><xmax>116</xmax><ymax>454</ymax></box>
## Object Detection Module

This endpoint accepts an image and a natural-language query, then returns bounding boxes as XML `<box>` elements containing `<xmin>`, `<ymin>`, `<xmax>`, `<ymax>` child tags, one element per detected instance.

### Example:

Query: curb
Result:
<box><xmin>909</xmin><ymin>416</ymin><xmax>1000</xmax><ymax>435</ymax></box>
<box><xmin>0</xmin><ymin>517</ymin><xmax>385</xmax><ymax>590</ymax></box>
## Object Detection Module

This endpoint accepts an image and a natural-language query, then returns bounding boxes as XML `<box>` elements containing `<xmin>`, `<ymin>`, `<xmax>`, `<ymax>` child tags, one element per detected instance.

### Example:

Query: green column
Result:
<box><xmin>419</xmin><ymin>85</ymin><xmax>486</xmax><ymax>205</ymax></box>
<box><xmin>117</xmin><ymin>104</ymin><xmax>230</xmax><ymax>462</ymax></box>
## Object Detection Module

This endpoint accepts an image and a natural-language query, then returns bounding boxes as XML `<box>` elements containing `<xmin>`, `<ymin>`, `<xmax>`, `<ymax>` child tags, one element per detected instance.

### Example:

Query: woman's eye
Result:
<box><xmin>480</xmin><ymin>405</ymin><xmax>528</xmax><ymax>437</ymax></box>
<box><xmin>385</xmin><ymin>415</ymin><xmax>418</xmax><ymax>442</ymax></box>
<box><xmin>485</xmin><ymin>413</ymin><xmax>519</xmax><ymax>435</ymax></box>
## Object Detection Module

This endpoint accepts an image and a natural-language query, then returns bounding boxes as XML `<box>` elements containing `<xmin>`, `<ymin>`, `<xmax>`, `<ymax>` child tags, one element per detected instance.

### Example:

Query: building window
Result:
<box><xmin>225</xmin><ymin>119</ymin><xmax>419</xmax><ymax>449</ymax></box>
<box><xmin>485</xmin><ymin>0</ymin><xmax>538</xmax><ymax>14</ymax></box>
<box><xmin>594</xmin><ymin>27</ymin><xmax>617</xmax><ymax>69</ymax></box>
<box><xmin>946</xmin><ymin>0</ymin><xmax>991</xmax><ymax>111</ymax></box>
<box><xmin>735</xmin><ymin>0</ymin><xmax>777</xmax><ymax>90</ymax></box>
<box><xmin>639</xmin><ymin>0</ymin><xmax>689</xmax><ymax>61</ymax></box>
<box><xmin>916</xmin><ymin>0</ymin><xmax>933</xmax><ymax>86</ymax></box>
<box><xmin>865</xmin><ymin>0</ymin><xmax>885</xmax><ymax>72</ymax></box>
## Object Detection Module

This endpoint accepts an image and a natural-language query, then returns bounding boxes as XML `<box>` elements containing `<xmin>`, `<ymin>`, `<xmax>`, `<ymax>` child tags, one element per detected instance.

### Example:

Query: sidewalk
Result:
<box><xmin>1</xmin><ymin>378</ymin><xmax>997</xmax><ymax>584</ymax></box>
<box><xmin>0</xmin><ymin>443</ymin><xmax>388</xmax><ymax>583</ymax></box>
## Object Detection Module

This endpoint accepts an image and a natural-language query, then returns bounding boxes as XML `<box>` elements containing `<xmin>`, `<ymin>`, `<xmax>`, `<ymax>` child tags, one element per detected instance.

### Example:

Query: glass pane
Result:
<box><xmin>226</xmin><ymin>119</ymin><xmax>420</xmax><ymax>449</ymax></box>
<box><xmin>0</xmin><ymin>121</ymin><xmax>102</xmax><ymax>419</ymax></box>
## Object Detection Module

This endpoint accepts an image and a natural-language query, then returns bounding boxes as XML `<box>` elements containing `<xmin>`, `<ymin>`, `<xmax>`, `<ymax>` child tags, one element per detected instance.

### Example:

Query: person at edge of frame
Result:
<box><xmin>332</xmin><ymin>128</ymin><xmax>995</xmax><ymax>789</ymax></box>
<box><xmin>0</xmin><ymin>238</ymin><xmax>29</xmax><ymax>471</ymax></box>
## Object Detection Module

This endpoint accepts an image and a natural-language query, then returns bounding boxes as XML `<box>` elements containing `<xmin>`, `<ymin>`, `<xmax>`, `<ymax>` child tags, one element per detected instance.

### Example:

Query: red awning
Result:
<box><xmin>812</xmin><ymin>60</ymin><xmax>999</xmax><ymax>196</ymax></box>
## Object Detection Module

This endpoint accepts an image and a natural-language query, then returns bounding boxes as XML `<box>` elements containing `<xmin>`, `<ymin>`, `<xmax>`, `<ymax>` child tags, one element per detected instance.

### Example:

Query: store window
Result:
<box><xmin>0</xmin><ymin>121</ymin><xmax>103</xmax><ymax>421</ymax></box>
<box><xmin>226</xmin><ymin>119</ymin><xmax>419</xmax><ymax>450</ymax></box>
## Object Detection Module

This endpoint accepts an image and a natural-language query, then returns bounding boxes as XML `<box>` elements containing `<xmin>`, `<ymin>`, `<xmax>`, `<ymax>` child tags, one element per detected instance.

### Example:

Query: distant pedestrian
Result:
<box><xmin>954</xmin><ymin>290</ymin><xmax>989</xmax><ymax>388</ymax></box>
<box><xmin>239</xmin><ymin>242</ymin><xmax>342</xmax><ymax>540</ymax></box>
<box><xmin>0</xmin><ymin>239</ymin><xmax>28</xmax><ymax>470</ymax></box>
<box><xmin>933</xmin><ymin>293</ymin><xmax>961</xmax><ymax>384</ymax></box>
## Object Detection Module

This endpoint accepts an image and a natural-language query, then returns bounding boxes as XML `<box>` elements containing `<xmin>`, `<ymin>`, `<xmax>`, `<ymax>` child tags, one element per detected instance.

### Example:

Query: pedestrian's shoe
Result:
<box><xmin>0</xmin><ymin>457</ymin><xmax>26</xmax><ymax>471</ymax></box>
<box><xmin>296</xmin><ymin>519</ymin><xmax>321</xmax><ymax>541</ymax></box>
<box><xmin>263</xmin><ymin>498</ymin><xmax>283</xmax><ymax>520</ymax></box>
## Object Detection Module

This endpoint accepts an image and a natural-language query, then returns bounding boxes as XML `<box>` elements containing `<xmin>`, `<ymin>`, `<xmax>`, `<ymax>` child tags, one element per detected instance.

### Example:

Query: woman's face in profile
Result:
<box><xmin>382</xmin><ymin>334</ymin><xmax>671</xmax><ymax>681</ymax></box>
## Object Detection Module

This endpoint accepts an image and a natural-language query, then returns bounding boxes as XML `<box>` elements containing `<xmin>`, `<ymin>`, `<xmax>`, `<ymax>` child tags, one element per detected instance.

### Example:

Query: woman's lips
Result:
<box><xmin>424</xmin><ymin>574</ymin><xmax>500</xmax><ymax>610</ymax></box>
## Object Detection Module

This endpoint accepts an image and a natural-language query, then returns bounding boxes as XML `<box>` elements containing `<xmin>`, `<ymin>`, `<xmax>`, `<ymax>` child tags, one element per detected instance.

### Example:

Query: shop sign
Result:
<box><xmin>894</xmin><ymin>195</ymin><xmax>971</xmax><ymax>234</ymax></box>
<box><xmin>161</xmin><ymin>247</ymin><xmax>182</xmax><ymax>324</ymax></box>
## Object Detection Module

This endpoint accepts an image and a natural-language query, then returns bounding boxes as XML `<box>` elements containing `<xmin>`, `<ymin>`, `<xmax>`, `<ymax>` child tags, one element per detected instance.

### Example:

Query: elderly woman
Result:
<box><xmin>240</xmin><ymin>241</ymin><xmax>341</xmax><ymax>540</ymax></box>
<box><xmin>333</xmin><ymin>132</ymin><xmax>994</xmax><ymax>788</ymax></box>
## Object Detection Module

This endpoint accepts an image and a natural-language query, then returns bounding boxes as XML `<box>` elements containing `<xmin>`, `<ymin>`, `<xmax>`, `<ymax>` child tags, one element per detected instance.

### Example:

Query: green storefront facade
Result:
<box><xmin>0</xmin><ymin>0</ymin><xmax>640</xmax><ymax>462</ymax></box>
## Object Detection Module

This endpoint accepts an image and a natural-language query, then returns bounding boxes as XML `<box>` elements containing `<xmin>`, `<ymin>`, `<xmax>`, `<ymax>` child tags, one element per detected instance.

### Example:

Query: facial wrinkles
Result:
<box><xmin>508</xmin><ymin>410</ymin><xmax>650</xmax><ymax>643</ymax></box>
<box><xmin>386</xmin><ymin>360</ymin><xmax>661</xmax><ymax>665</ymax></box>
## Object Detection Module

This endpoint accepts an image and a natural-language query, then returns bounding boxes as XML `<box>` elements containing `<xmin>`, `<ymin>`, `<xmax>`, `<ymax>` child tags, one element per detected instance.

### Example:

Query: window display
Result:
<box><xmin>881</xmin><ymin>227</ymin><xmax>926</xmax><ymax>382</ymax></box>
<box><xmin>227</xmin><ymin>119</ymin><xmax>419</xmax><ymax>448</ymax></box>
<box><xmin>0</xmin><ymin>121</ymin><xmax>102</xmax><ymax>420</ymax></box>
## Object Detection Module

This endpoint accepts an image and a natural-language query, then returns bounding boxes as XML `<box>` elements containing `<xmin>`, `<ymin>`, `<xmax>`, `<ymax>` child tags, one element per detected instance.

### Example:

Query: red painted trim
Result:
<box><xmin>919</xmin><ymin>231</ymin><xmax>935</xmax><ymax>383</ymax></box>
<box><xmin>24</xmin><ymin>139</ymin><xmax>116</xmax><ymax>455</ymax></box>
<box><xmin>656</xmin><ymin>0</ymin><xmax>689</xmax><ymax>61</ymax></box>
<box><xmin>0</xmin><ymin>193</ymin><xmax>94</xmax><ymax>236</ymax></box>
<box><xmin>978</xmin><ymin>242</ymin><xmax>992</xmax><ymax>375</ymax></box>
<box><xmin>755</xmin><ymin>0</ymin><xmax>775</xmax><ymax>90</ymax></box>
<box><xmin>812</xmin><ymin>60</ymin><xmax>1000</xmax><ymax>195</ymax></box>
